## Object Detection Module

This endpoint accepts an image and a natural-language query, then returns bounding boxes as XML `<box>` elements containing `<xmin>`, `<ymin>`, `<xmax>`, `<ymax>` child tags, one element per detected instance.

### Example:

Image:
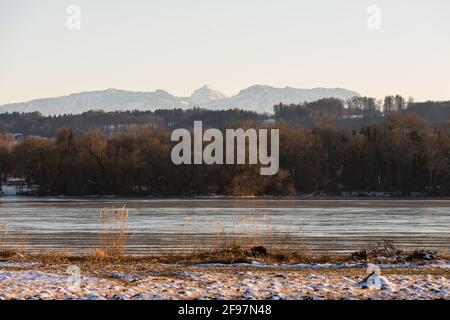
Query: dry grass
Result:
<box><xmin>0</xmin><ymin>220</ymin><xmax>7</xmax><ymax>248</ymax></box>
<box><xmin>1</xmin><ymin>243</ymin><xmax>447</xmax><ymax>271</ymax></box>
<box><xmin>0</xmin><ymin>221</ymin><xmax>19</xmax><ymax>259</ymax></box>
<box><xmin>177</xmin><ymin>213</ymin><xmax>315</xmax><ymax>265</ymax></box>
<box><xmin>351</xmin><ymin>240</ymin><xmax>404</xmax><ymax>261</ymax></box>
<box><xmin>180</xmin><ymin>212</ymin><xmax>309</xmax><ymax>258</ymax></box>
<box><xmin>350</xmin><ymin>240</ymin><xmax>447</xmax><ymax>263</ymax></box>
<box><xmin>95</xmin><ymin>205</ymin><xmax>129</xmax><ymax>260</ymax></box>
<box><xmin>152</xmin><ymin>242</ymin><xmax>343</xmax><ymax>265</ymax></box>
<box><xmin>1</xmin><ymin>208</ymin><xmax>448</xmax><ymax>268</ymax></box>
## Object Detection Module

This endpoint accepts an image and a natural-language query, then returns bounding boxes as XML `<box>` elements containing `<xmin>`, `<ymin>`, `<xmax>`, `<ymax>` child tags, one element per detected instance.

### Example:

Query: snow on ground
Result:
<box><xmin>0</xmin><ymin>265</ymin><xmax>449</xmax><ymax>300</ymax></box>
<box><xmin>0</xmin><ymin>262</ymin><xmax>38</xmax><ymax>268</ymax></box>
<box><xmin>188</xmin><ymin>260</ymin><xmax>450</xmax><ymax>270</ymax></box>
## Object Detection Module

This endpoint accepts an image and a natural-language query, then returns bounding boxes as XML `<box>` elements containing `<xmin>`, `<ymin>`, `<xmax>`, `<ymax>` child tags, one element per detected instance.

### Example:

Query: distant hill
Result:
<box><xmin>0</xmin><ymin>85</ymin><xmax>359</xmax><ymax>115</ymax></box>
<box><xmin>203</xmin><ymin>85</ymin><xmax>360</xmax><ymax>113</ymax></box>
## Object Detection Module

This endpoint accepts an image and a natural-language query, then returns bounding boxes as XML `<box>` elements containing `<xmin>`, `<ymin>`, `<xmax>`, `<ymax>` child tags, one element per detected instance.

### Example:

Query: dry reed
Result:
<box><xmin>0</xmin><ymin>220</ymin><xmax>7</xmax><ymax>248</ymax></box>
<box><xmin>96</xmin><ymin>205</ymin><xmax>129</xmax><ymax>259</ymax></box>
<box><xmin>178</xmin><ymin>212</ymin><xmax>308</xmax><ymax>260</ymax></box>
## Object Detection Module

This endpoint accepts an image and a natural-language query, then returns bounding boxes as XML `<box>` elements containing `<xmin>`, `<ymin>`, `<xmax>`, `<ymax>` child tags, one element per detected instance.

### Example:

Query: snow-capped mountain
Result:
<box><xmin>203</xmin><ymin>85</ymin><xmax>360</xmax><ymax>113</ymax></box>
<box><xmin>189</xmin><ymin>85</ymin><xmax>227</xmax><ymax>105</ymax></box>
<box><xmin>0</xmin><ymin>89</ymin><xmax>190</xmax><ymax>116</ymax></box>
<box><xmin>0</xmin><ymin>85</ymin><xmax>359</xmax><ymax>115</ymax></box>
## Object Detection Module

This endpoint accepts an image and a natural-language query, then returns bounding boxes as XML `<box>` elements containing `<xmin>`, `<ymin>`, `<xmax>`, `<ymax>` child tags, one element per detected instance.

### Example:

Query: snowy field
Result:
<box><xmin>0</xmin><ymin>261</ymin><xmax>449</xmax><ymax>300</ymax></box>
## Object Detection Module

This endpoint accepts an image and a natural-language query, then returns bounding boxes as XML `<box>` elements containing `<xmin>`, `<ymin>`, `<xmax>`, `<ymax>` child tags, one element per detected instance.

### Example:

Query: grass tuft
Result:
<box><xmin>96</xmin><ymin>205</ymin><xmax>129</xmax><ymax>260</ymax></box>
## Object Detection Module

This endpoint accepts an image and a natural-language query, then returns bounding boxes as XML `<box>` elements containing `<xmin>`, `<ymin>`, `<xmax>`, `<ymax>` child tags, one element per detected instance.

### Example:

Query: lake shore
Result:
<box><xmin>1</xmin><ymin>198</ymin><xmax>450</xmax><ymax>255</ymax></box>
<box><xmin>1</xmin><ymin>197</ymin><xmax>448</xmax><ymax>300</ymax></box>
<box><xmin>3</xmin><ymin>193</ymin><xmax>450</xmax><ymax>200</ymax></box>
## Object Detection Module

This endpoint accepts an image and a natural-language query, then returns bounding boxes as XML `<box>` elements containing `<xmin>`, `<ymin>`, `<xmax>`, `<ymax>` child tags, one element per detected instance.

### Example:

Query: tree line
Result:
<box><xmin>1</xmin><ymin>96</ymin><xmax>450</xmax><ymax>138</ymax></box>
<box><xmin>0</xmin><ymin>108</ymin><xmax>266</xmax><ymax>138</ymax></box>
<box><xmin>1</xmin><ymin>111</ymin><xmax>450</xmax><ymax>196</ymax></box>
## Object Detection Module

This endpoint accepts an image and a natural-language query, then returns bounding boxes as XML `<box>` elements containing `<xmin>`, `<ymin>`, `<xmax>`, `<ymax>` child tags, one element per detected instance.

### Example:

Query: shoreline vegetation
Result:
<box><xmin>1</xmin><ymin>241</ymin><xmax>449</xmax><ymax>300</ymax></box>
<box><xmin>1</xmin><ymin>206</ymin><xmax>449</xmax><ymax>300</ymax></box>
<box><xmin>1</xmin><ymin>205</ymin><xmax>448</xmax><ymax>265</ymax></box>
<box><xmin>2</xmin><ymin>242</ymin><xmax>449</xmax><ymax>266</ymax></box>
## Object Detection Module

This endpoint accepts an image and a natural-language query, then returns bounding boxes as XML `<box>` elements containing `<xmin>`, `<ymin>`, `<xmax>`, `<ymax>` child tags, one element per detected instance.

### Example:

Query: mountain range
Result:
<box><xmin>0</xmin><ymin>85</ymin><xmax>359</xmax><ymax>115</ymax></box>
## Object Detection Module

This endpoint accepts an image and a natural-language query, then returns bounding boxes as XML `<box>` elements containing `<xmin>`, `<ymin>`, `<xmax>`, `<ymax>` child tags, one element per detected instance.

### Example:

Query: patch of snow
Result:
<box><xmin>187</xmin><ymin>261</ymin><xmax>450</xmax><ymax>270</ymax></box>
<box><xmin>0</xmin><ymin>262</ymin><xmax>38</xmax><ymax>268</ymax></box>
<box><xmin>356</xmin><ymin>274</ymin><xmax>394</xmax><ymax>291</ymax></box>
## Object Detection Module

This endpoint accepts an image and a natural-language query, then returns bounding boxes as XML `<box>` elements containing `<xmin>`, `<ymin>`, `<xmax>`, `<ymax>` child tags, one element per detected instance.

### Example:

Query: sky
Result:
<box><xmin>0</xmin><ymin>0</ymin><xmax>449</xmax><ymax>105</ymax></box>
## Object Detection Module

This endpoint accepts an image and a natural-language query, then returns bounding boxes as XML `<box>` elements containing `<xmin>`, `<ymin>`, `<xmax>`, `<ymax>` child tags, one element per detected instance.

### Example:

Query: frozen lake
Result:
<box><xmin>0</xmin><ymin>197</ymin><xmax>449</xmax><ymax>254</ymax></box>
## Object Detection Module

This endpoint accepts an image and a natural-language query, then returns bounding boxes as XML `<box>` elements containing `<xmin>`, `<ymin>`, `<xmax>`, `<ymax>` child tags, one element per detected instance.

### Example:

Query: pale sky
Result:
<box><xmin>1</xmin><ymin>0</ymin><xmax>449</xmax><ymax>105</ymax></box>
